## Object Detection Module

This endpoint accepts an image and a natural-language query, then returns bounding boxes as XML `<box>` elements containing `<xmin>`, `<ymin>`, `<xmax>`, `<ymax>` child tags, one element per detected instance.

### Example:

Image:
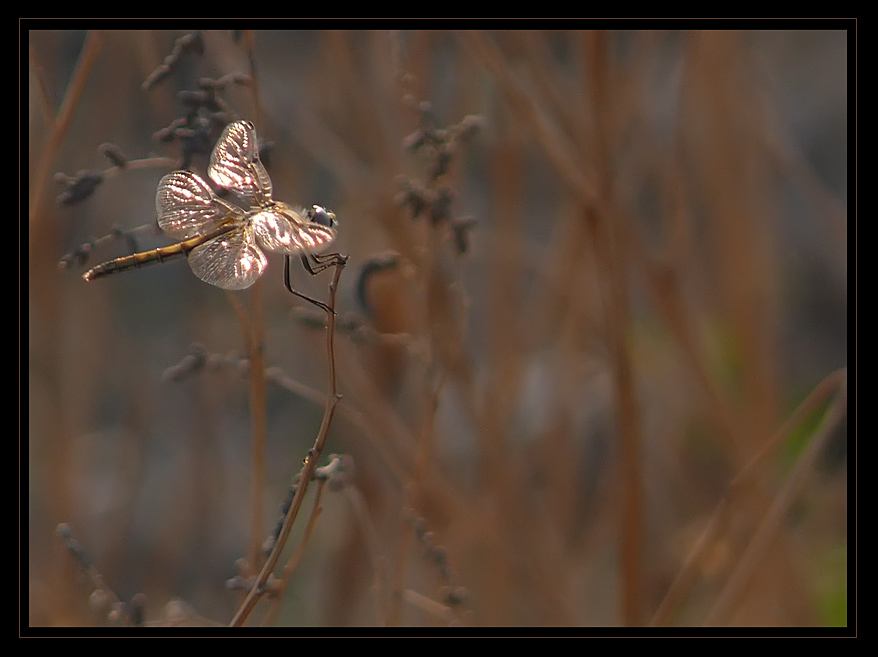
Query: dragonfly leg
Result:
<box><xmin>284</xmin><ymin>255</ymin><xmax>335</xmax><ymax>315</ymax></box>
<box><xmin>301</xmin><ymin>251</ymin><xmax>348</xmax><ymax>274</ymax></box>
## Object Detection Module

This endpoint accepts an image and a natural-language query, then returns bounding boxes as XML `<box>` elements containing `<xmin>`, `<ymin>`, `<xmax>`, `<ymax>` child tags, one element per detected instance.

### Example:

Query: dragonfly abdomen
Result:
<box><xmin>82</xmin><ymin>243</ymin><xmax>188</xmax><ymax>281</ymax></box>
<box><xmin>82</xmin><ymin>226</ymin><xmax>237</xmax><ymax>282</ymax></box>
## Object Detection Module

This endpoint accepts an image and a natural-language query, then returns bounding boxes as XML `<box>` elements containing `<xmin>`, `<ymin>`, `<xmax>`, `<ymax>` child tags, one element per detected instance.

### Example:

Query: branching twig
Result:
<box><xmin>142</xmin><ymin>31</ymin><xmax>205</xmax><ymax>91</ymax></box>
<box><xmin>53</xmin><ymin>155</ymin><xmax>178</xmax><ymax>213</ymax></box>
<box><xmin>229</xmin><ymin>254</ymin><xmax>347</xmax><ymax>627</ymax></box>
<box><xmin>259</xmin><ymin>474</ymin><xmax>327</xmax><ymax>626</ymax></box>
<box><xmin>55</xmin><ymin>523</ymin><xmax>145</xmax><ymax>625</ymax></box>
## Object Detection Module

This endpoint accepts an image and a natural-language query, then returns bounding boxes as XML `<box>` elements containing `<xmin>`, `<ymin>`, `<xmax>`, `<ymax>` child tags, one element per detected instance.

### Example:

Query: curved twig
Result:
<box><xmin>229</xmin><ymin>253</ymin><xmax>347</xmax><ymax>627</ymax></box>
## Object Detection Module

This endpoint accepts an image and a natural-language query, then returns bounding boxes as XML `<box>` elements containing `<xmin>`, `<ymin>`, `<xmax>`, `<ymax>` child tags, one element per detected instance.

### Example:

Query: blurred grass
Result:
<box><xmin>27</xmin><ymin>28</ymin><xmax>849</xmax><ymax>629</ymax></box>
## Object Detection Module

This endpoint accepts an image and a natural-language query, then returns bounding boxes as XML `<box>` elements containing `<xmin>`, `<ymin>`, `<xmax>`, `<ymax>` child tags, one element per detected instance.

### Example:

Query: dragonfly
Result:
<box><xmin>82</xmin><ymin>120</ymin><xmax>339</xmax><ymax>296</ymax></box>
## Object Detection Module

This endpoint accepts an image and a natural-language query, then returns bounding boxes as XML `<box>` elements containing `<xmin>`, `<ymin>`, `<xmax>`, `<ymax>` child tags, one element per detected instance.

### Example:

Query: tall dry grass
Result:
<box><xmin>27</xmin><ymin>28</ymin><xmax>849</xmax><ymax>629</ymax></box>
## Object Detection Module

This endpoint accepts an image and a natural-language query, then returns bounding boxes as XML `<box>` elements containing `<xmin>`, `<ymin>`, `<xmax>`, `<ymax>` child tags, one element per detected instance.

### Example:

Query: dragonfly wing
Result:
<box><xmin>186</xmin><ymin>226</ymin><xmax>267</xmax><ymax>290</ymax></box>
<box><xmin>251</xmin><ymin>204</ymin><xmax>337</xmax><ymax>254</ymax></box>
<box><xmin>208</xmin><ymin>120</ymin><xmax>273</xmax><ymax>205</ymax></box>
<box><xmin>157</xmin><ymin>171</ymin><xmax>239</xmax><ymax>239</ymax></box>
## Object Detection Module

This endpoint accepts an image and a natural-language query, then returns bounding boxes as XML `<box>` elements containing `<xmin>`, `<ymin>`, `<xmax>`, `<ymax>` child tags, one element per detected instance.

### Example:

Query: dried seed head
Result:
<box><xmin>143</xmin><ymin>31</ymin><xmax>204</xmax><ymax>90</ymax></box>
<box><xmin>100</xmin><ymin>143</ymin><xmax>128</xmax><ymax>168</ymax></box>
<box><xmin>55</xmin><ymin>170</ymin><xmax>103</xmax><ymax>206</ymax></box>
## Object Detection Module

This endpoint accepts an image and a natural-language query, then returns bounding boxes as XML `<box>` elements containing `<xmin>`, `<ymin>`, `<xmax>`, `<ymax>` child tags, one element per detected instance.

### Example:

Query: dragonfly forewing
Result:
<box><xmin>208</xmin><ymin>120</ymin><xmax>272</xmax><ymax>205</ymax></box>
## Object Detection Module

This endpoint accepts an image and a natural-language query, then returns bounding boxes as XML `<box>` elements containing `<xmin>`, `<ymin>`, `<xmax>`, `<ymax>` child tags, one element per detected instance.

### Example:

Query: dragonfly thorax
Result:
<box><xmin>248</xmin><ymin>201</ymin><xmax>338</xmax><ymax>255</ymax></box>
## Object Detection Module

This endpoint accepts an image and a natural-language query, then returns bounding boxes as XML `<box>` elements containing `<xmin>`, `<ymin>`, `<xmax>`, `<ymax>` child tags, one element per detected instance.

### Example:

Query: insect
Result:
<box><xmin>82</xmin><ymin>120</ymin><xmax>338</xmax><ymax>292</ymax></box>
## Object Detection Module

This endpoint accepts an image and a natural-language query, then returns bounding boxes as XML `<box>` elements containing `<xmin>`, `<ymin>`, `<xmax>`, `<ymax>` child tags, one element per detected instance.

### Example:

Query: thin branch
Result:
<box><xmin>229</xmin><ymin>254</ymin><xmax>347</xmax><ymax>627</ymax></box>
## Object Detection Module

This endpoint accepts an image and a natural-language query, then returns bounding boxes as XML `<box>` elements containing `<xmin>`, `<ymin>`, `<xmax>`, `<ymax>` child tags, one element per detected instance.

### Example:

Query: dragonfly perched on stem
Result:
<box><xmin>82</xmin><ymin>121</ymin><xmax>339</xmax><ymax>310</ymax></box>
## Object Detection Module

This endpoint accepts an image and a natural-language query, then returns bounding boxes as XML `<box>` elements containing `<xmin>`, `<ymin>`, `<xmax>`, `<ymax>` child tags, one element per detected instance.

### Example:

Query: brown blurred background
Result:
<box><xmin>27</xmin><ymin>28</ymin><xmax>849</xmax><ymax>629</ymax></box>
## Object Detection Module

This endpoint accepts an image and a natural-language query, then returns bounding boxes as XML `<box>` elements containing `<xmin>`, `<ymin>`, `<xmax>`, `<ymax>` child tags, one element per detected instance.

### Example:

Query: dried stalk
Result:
<box><xmin>229</xmin><ymin>255</ymin><xmax>347</xmax><ymax>627</ymax></box>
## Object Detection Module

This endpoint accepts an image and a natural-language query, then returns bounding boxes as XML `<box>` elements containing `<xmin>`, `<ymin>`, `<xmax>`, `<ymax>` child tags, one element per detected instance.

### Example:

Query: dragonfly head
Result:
<box><xmin>308</xmin><ymin>205</ymin><xmax>337</xmax><ymax>229</ymax></box>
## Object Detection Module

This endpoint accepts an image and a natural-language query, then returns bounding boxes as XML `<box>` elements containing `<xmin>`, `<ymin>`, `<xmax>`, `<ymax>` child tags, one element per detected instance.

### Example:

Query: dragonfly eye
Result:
<box><xmin>309</xmin><ymin>205</ymin><xmax>337</xmax><ymax>228</ymax></box>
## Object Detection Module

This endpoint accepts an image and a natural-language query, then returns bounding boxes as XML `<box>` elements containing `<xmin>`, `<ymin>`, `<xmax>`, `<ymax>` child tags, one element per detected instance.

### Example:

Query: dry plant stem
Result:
<box><xmin>261</xmin><ymin>480</ymin><xmax>327</xmax><ymax>626</ymax></box>
<box><xmin>464</xmin><ymin>31</ymin><xmax>645</xmax><ymax>623</ymax></box>
<box><xmin>29</xmin><ymin>31</ymin><xmax>104</xmax><ymax>247</ymax></box>
<box><xmin>239</xmin><ymin>30</ymin><xmax>264</xmax><ymax>128</ymax></box>
<box><xmin>229</xmin><ymin>257</ymin><xmax>346</xmax><ymax>627</ymax></box>
<box><xmin>266</xmin><ymin>365</ymin><xmax>410</xmax><ymax>484</ymax></box>
<box><xmin>344</xmin><ymin>486</ymin><xmax>388</xmax><ymax>624</ymax></box>
<box><xmin>458</xmin><ymin>31</ymin><xmax>598</xmax><ymax>207</ymax></box>
<box><xmin>703</xmin><ymin>374</ymin><xmax>848</xmax><ymax>626</ymax></box>
<box><xmin>649</xmin><ymin>368</ymin><xmax>848</xmax><ymax>626</ymax></box>
<box><xmin>385</xmin><ymin>203</ymin><xmax>453</xmax><ymax>626</ymax></box>
<box><xmin>82</xmin><ymin>156</ymin><xmax>181</xmax><ymax>186</ymax></box>
<box><xmin>247</xmin><ymin>287</ymin><xmax>267</xmax><ymax>571</ymax></box>
<box><xmin>225</xmin><ymin>287</ymin><xmax>268</xmax><ymax>572</ymax></box>
<box><xmin>401</xmin><ymin>589</ymin><xmax>452</xmax><ymax>621</ymax></box>
<box><xmin>585</xmin><ymin>30</ymin><xmax>645</xmax><ymax>627</ymax></box>
<box><xmin>648</xmin><ymin>496</ymin><xmax>732</xmax><ymax>627</ymax></box>
<box><xmin>386</xmin><ymin>371</ymin><xmax>448</xmax><ymax>627</ymax></box>
<box><xmin>730</xmin><ymin>368</ymin><xmax>847</xmax><ymax>491</ymax></box>
<box><xmin>56</xmin><ymin>524</ymin><xmax>125</xmax><ymax>619</ymax></box>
